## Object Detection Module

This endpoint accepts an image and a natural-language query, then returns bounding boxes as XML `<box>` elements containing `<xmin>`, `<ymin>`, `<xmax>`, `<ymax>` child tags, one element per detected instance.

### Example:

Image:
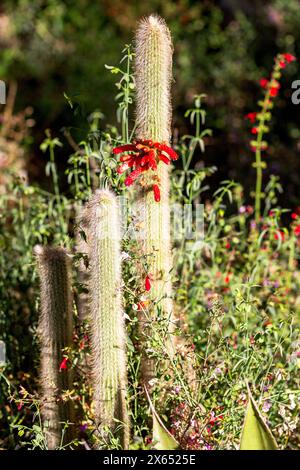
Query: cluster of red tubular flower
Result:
<box><xmin>113</xmin><ymin>139</ymin><xmax>179</xmax><ymax>202</ymax></box>
<box><xmin>245</xmin><ymin>52</ymin><xmax>296</xmax><ymax>151</ymax></box>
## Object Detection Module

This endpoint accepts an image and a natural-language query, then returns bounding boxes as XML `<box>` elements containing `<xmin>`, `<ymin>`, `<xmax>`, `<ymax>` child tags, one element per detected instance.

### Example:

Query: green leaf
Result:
<box><xmin>240</xmin><ymin>386</ymin><xmax>278</xmax><ymax>450</ymax></box>
<box><xmin>144</xmin><ymin>387</ymin><xmax>179</xmax><ymax>450</ymax></box>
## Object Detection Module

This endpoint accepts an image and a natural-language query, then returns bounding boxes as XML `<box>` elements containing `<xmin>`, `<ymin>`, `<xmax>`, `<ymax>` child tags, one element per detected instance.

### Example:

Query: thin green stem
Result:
<box><xmin>254</xmin><ymin>91</ymin><xmax>268</xmax><ymax>223</ymax></box>
<box><xmin>84</xmin><ymin>143</ymin><xmax>91</xmax><ymax>195</ymax></box>
<box><xmin>254</xmin><ymin>82</ymin><xmax>272</xmax><ymax>223</ymax></box>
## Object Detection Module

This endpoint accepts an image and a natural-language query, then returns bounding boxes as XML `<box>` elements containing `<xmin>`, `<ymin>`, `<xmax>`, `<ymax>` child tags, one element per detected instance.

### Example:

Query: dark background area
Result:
<box><xmin>1</xmin><ymin>0</ymin><xmax>300</xmax><ymax>207</ymax></box>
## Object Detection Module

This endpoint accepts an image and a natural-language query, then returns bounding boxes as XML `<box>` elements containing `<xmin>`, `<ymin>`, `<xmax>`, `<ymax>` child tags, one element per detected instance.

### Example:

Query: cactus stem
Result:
<box><xmin>35</xmin><ymin>245</ymin><xmax>74</xmax><ymax>449</ymax></box>
<box><xmin>84</xmin><ymin>189</ymin><xmax>129</xmax><ymax>449</ymax></box>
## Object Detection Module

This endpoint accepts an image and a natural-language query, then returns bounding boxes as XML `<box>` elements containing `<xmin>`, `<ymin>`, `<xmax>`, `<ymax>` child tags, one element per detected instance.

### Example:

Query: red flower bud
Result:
<box><xmin>145</xmin><ymin>275</ymin><xmax>151</xmax><ymax>292</ymax></box>
<box><xmin>245</xmin><ymin>112</ymin><xmax>257</xmax><ymax>123</ymax></box>
<box><xmin>294</xmin><ymin>224</ymin><xmax>300</xmax><ymax>236</ymax></box>
<box><xmin>153</xmin><ymin>184</ymin><xmax>161</xmax><ymax>202</ymax></box>
<box><xmin>270</xmin><ymin>87</ymin><xmax>279</xmax><ymax>97</ymax></box>
<box><xmin>59</xmin><ymin>357</ymin><xmax>68</xmax><ymax>371</ymax></box>
<box><xmin>260</xmin><ymin>78</ymin><xmax>269</xmax><ymax>88</ymax></box>
<box><xmin>284</xmin><ymin>53</ymin><xmax>296</xmax><ymax>63</ymax></box>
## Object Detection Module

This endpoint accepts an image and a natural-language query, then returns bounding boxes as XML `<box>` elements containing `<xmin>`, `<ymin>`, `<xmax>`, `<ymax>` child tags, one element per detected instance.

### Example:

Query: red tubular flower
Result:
<box><xmin>158</xmin><ymin>154</ymin><xmax>171</xmax><ymax>165</ymax></box>
<box><xmin>125</xmin><ymin>167</ymin><xmax>146</xmax><ymax>186</ymax></box>
<box><xmin>153</xmin><ymin>184</ymin><xmax>161</xmax><ymax>202</ymax></box>
<box><xmin>260</xmin><ymin>78</ymin><xmax>269</xmax><ymax>88</ymax></box>
<box><xmin>120</xmin><ymin>153</ymin><xmax>138</xmax><ymax>162</ymax></box>
<box><xmin>245</xmin><ymin>112</ymin><xmax>257</xmax><ymax>123</ymax></box>
<box><xmin>145</xmin><ymin>275</ymin><xmax>151</xmax><ymax>292</ymax></box>
<box><xmin>270</xmin><ymin>87</ymin><xmax>279</xmax><ymax>97</ymax></box>
<box><xmin>284</xmin><ymin>53</ymin><xmax>296</xmax><ymax>63</ymax></box>
<box><xmin>274</xmin><ymin>230</ymin><xmax>285</xmax><ymax>241</ymax></box>
<box><xmin>112</xmin><ymin>140</ymin><xmax>179</xmax><ymax>202</ymax></box>
<box><xmin>294</xmin><ymin>224</ymin><xmax>300</xmax><ymax>236</ymax></box>
<box><xmin>59</xmin><ymin>357</ymin><xmax>68</xmax><ymax>371</ymax></box>
<box><xmin>154</xmin><ymin>142</ymin><xmax>179</xmax><ymax>160</ymax></box>
<box><xmin>251</xmin><ymin>127</ymin><xmax>258</xmax><ymax>135</ymax></box>
<box><xmin>113</xmin><ymin>144</ymin><xmax>137</xmax><ymax>154</ymax></box>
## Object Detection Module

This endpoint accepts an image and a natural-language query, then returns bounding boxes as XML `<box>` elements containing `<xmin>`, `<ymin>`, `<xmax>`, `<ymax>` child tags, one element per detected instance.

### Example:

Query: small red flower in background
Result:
<box><xmin>244</xmin><ymin>112</ymin><xmax>257</xmax><ymax>123</ymax></box>
<box><xmin>294</xmin><ymin>224</ymin><xmax>300</xmax><ymax>236</ymax></box>
<box><xmin>260</xmin><ymin>78</ymin><xmax>269</xmax><ymax>88</ymax></box>
<box><xmin>113</xmin><ymin>140</ymin><xmax>178</xmax><ymax>202</ymax></box>
<box><xmin>145</xmin><ymin>275</ymin><xmax>152</xmax><ymax>292</ymax></box>
<box><xmin>270</xmin><ymin>87</ymin><xmax>279</xmax><ymax>97</ymax></box>
<box><xmin>251</xmin><ymin>127</ymin><xmax>258</xmax><ymax>134</ymax></box>
<box><xmin>291</xmin><ymin>212</ymin><xmax>298</xmax><ymax>220</ymax></box>
<box><xmin>279</xmin><ymin>53</ymin><xmax>296</xmax><ymax>68</ymax></box>
<box><xmin>59</xmin><ymin>357</ymin><xmax>68</xmax><ymax>371</ymax></box>
<box><xmin>274</xmin><ymin>230</ymin><xmax>285</xmax><ymax>241</ymax></box>
<box><xmin>224</xmin><ymin>273</ymin><xmax>232</xmax><ymax>284</ymax></box>
<box><xmin>208</xmin><ymin>412</ymin><xmax>223</xmax><ymax>427</ymax></box>
<box><xmin>284</xmin><ymin>53</ymin><xmax>296</xmax><ymax>63</ymax></box>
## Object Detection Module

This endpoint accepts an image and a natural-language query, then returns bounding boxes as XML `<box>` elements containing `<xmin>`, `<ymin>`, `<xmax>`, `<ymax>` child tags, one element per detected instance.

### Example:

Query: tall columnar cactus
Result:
<box><xmin>134</xmin><ymin>15</ymin><xmax>175</xmax><ymax>381</ymax></box>
<box><xmin>35</xmin><ymin>245</ymin><xmax>74</xmax><ymax>450</ymax></box>
<box><xmin>84</xmin><ymin>189</ymin><xmax>129</xmax><ymax>449</ymax></box>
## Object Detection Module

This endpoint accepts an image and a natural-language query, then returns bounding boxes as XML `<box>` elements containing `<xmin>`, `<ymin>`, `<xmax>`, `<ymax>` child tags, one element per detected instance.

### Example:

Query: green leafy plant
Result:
<box><xmin>240</xmin><ymin>386</ymin><xmax>278</xmax><ymax>450</ymax></box>
<box><xmin>146</xmin><ymin>385</ymin><xmax>278</xmax><ymax>451</ymax></box>
<box><xmin>145</xmin><ymin>386</ymin><xmax>179</xmax><ymax>450</ymax></box>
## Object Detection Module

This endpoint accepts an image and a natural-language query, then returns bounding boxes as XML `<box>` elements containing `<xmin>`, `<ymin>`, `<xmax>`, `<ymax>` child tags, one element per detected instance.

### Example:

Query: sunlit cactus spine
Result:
<box><xmin>134</xmin><ymin>14</ymin><xmax>175</xmax><ymax>383</ymax></box>
<box><xmin>84</xmin><ymin>189</ymin><xmax>129</xmax><ymax>449</ymax></box>
<box><xmin>35</xmin><ymin>245</ymin><xmax>74</xmax><ymax>450</ymax></box>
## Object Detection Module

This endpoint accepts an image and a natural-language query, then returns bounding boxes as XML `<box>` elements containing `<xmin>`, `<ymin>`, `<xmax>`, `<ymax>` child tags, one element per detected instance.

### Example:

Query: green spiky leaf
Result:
<box><xmin>145</xmin><ymin>387</ymin><xmax>179</xmax><ymax>450</ymax></box>
<box><xmin>240</xmin><ymin>387</ymin><xmax>278</xmax><ymax>450</ymax></box>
